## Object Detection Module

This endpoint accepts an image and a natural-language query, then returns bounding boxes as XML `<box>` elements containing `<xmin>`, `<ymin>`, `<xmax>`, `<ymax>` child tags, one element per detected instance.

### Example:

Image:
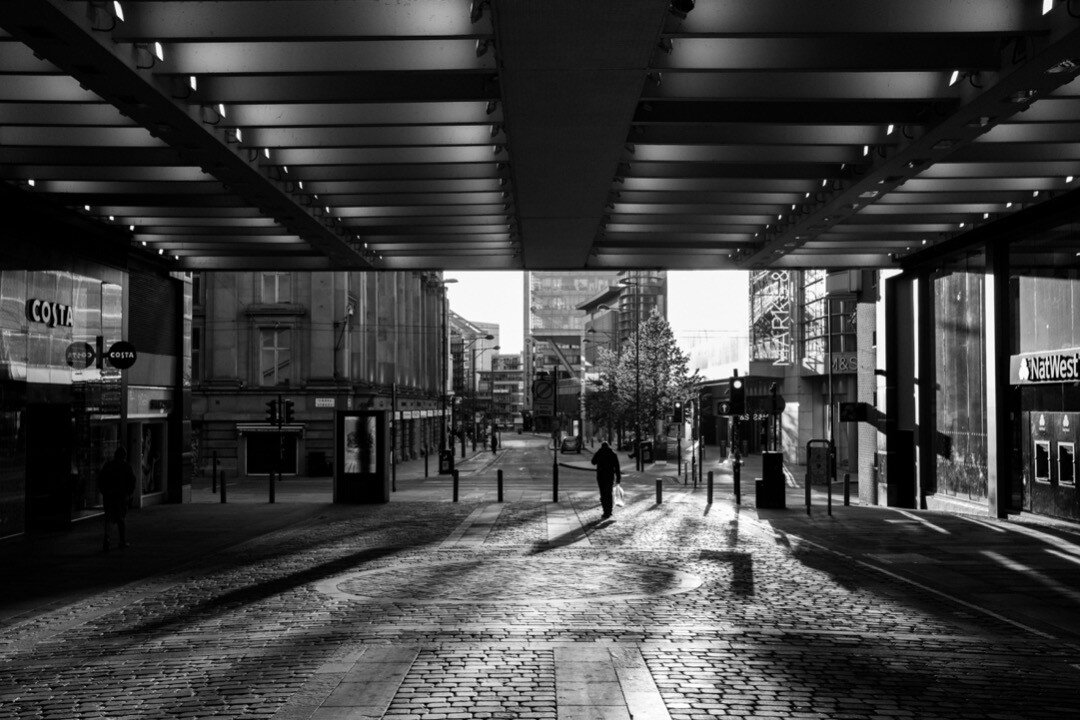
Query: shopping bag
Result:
<box><xmin>614</xmin><ymin>483</ymin><xmax>625</xmax><ymax>507</ymax></box>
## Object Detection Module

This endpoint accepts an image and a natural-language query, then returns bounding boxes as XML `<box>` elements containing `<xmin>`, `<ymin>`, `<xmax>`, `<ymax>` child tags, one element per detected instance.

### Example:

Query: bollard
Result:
<box><xmin>452</xmin><ymin>469</ymin><xmax>459</xmax><ymax>503</ymax></box>
<box><xmin>552</xmin><ymin>461</ymin><xmax>559</xmax><ymax>503</ymax></box>
<box><xmin>827</xmin><ymin>471</ymin><xmax>833</xmax><ymax>516</ymax></box>
<box><xmin>805</xmin><ymin>469</ymin><xmax>811</xmax><ymax>516</ymax></box>
<box><xmin>656</xmin><ymin>477</ymin><xmax>663</xmax><ymax>505</ymax></box>
<box><xmin>269</xmin><ymin>470</ymin><xmax>275</xmax><ymax>504</ymax></box>
<box><xmin>844</xmin><ymin>471</ymin><xmax>850</xmax><ymax>506</ymax></box>
<box><xmin>691</xmin><ymin>456</ymin><xmax>696</xmax><ymax>486</ymax></box>
<box><xmin>212</xmin><ymin>451</ymin><xmax>218</xmax><ymax>493</ymax></box>
<box><xmin>733</xmin><ymin>459</ymin><xmax>741</xmax><ymax>505</ymax></box>
<box><xmin>707</xmin><ymin>470</ymin><xmax>714</xmax><ymax>504</ymax></box>
<box><xmin>497</xmin><ymin>469</ymin><xmax>504</xmax><ymax>503</ymax></box>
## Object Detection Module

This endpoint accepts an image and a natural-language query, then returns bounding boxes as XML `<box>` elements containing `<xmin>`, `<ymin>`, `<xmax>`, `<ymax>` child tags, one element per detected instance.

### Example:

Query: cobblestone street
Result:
<box><xmin>3</xmin><ymin>472</ymin><xmax>1080</xmax><ymax>719</ymax></box>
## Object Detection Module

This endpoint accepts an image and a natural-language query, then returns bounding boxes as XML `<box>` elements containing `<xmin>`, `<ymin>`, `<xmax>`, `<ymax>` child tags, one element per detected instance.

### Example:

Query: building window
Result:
<box><xmin>192</xmin><ymin>272</ymin><xmax>203</xmax><ymax>307</ymax></box>
<box><xmin>260</xmin><ymin>272</ymin><xmax>292</xmax><ymax>303</ymax></box>
<box><xmin>259</xmin><ymin>327</ymin><xmax>292</xmax><ymax>386</ymax></box>
<box><xmin>192</xmin><ymin>327</ymin><xmax>201</xmax><ymax>383</ymax></box>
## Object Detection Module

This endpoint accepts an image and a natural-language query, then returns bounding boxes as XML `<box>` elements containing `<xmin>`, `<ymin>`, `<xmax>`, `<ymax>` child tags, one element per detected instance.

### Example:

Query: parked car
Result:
<box><xmin>560</xmin><ymin>436</ymin><xmax>583</xmax><ymax>453</ymax></box>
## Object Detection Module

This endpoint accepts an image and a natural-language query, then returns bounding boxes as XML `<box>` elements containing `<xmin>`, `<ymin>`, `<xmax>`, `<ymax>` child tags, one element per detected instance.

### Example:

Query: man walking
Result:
<box><xmin>97</xmin><ymin>447</ymin><xmax>136</xmax><ymax>551</ymax></box>
<box><xmin>590</xmin><ymin>441</ymin><xmax>621</xmax><ymax>519</ymax></box>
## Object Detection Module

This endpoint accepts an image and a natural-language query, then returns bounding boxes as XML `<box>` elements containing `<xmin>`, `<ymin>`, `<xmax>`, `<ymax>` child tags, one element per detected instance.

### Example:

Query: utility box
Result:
<box><xmin>334</xmin><ymin>410</ymin><xmax>390</xmax><ymax>503</ymax></box>
<box><xmin>756</xmin><ymin>451</ymin><xmax>786</xmax><ymax>509</ymax></box>
<box><xmin>438</xmin><ymin>449</ymin><xmax>455</xmax><ymax>475</ymax></box>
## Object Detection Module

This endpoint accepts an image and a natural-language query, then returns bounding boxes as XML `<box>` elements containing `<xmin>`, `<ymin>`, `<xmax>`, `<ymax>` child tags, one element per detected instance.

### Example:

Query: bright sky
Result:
<box><xmin>445</xmin><ymin>270</ymin><xmax>748</xmax><ymax>356</ymax></box>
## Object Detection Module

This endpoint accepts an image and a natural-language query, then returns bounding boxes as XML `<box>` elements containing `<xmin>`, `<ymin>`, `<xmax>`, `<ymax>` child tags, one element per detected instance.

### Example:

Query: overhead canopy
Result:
<box><xmin>2</xmin><ymin>0</ymin><xmax>1080</xmax><ymax>271</ymax></box>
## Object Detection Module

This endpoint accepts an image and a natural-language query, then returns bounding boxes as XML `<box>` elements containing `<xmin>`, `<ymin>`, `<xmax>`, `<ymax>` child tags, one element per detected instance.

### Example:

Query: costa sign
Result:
<box><xmin>1010</xmin><ymin>348</ymin><xmax>1080</xmax><ymax>385</ymax></box>
<box><xmin>25</xmin><ymin>299</ymin><xmax>74</xmax><ymax>328</ymax></box>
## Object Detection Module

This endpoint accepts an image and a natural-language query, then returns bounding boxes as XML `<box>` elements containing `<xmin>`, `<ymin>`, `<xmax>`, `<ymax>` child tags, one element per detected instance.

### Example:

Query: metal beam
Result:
<box><xmin>0</xmin><ymin>0</ymin><xmax>370</xmax><ymax>268</ymax></box>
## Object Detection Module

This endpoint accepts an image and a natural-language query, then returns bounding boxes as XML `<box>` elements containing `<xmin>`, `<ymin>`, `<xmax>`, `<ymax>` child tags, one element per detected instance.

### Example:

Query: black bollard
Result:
<box><xmin>844</xmin><ymin>471</ymin><xmax>850</xmax><ymax>506</ymax></box>
<box><xmin>656</xmin><ymin>477</ymin><xmax>663</xmax><ymax>505</ymax></box>
<box><xmin>212</xmin><ymin>451</ymin><xmax>218</xmax><ymax>493</ymax></box>
<box><xmin>733</xmin><ymin>458</ymin><xmax>741</xmax><ymax>505</ymax></box>
<box><xmin>452</xmin><ymin>469</ymin><xmax>459</xmax><ymax>503</ymax></box>
<box><xmin>707</xmin><ymin>470</ymin><xmax>714</xmax><ymax>505</ymax></box>
<box><xmin>827</xmin><ymin>470</ymin><xmax>833</xmax><ymax>516</ymax></box>
<box><xmin>497</xmin><ymin>469</ymin><xmax>504</xmax><ymax>503</ymax></box>
<box><xmin>552</xmin><ymin>461</ymin><xmax>559</xmax><ymax>503</ymax></box>
<box><xmin>269</xmin><ymin>470</ymin><xmax>275</xmax><ymax>504</ymax></box>
<box><xmin>805</xmin><ymin>469</ymin><xmax>811</xmax><ymax>516</ymax></box>
<box><xmin>424</xmin><ymin>446</ymin><xmax>429</xmax><ymax>477</ymax></box>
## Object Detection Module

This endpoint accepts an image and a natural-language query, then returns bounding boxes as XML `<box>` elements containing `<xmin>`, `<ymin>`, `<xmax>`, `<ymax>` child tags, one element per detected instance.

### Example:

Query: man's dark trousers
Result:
<box><xmin>597</xmin><ymin>478</ymin><xmax>613</xmax><ymax>516</ymax></box>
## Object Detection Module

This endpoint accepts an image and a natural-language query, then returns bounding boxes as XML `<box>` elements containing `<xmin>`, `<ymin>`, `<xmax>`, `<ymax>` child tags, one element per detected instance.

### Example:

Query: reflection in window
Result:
<box><xmin>259</xmin><ymin>327</ymin><xmax>291</xmax><ymax>386</ymax></box>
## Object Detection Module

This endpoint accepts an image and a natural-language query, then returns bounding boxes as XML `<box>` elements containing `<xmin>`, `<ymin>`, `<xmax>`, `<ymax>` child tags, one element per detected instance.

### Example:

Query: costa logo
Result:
<box><xmin>25</xmin><ymin>299</ymin><xmax>74</xmax><ymax>328</ymax></box>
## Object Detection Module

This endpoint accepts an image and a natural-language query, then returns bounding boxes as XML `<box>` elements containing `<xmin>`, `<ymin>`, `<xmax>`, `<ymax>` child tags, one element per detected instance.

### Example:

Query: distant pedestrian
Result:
<box><xmin>490</xmin><ymin>431</ymin><xmax>498</xmax><ymax>454</ymax></box>
<box><xmin>97</xmin><ymin>447</ymin><xmax>136</xmax><ymax>551</ymax></box>
<box><xmin>590</xmin><ymin>441</ymin><xmax>621</xmax><ymax>519</ymax></box>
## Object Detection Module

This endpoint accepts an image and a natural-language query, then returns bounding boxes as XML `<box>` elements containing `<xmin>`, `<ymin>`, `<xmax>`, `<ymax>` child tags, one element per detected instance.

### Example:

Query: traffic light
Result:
<box><xmin>265</xmin><ymin>399</ymin><xmax>278</xmax><ymax>424</ymax></box>
<box><xmin>673</xmin><ymin>401</ymin><xmax>683</xmax><ymax>423</ymax></box>
<box><xmin>729</xmin><ymin>375</ymin><xmax>745</xmax><ymax>415</ymax></box>
<box><xmin>283</xmin><ymin>399</ymin><xmax>295</xmax><ymax>423</ymax></box>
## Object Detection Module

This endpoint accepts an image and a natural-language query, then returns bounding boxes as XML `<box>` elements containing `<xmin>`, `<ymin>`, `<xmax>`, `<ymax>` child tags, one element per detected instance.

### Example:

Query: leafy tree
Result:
<box><xmin>613</xmin><ymin>309</ymin><xmax>698</xmax><ymax>444</ymax></box>
<box><xmin>583</xmin><ymin>347</ymin><xmax>622</xmax><ymax>441</ymax></box>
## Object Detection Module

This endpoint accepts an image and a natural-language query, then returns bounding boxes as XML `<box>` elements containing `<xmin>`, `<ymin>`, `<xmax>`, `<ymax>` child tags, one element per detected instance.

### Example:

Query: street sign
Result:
<box><xmin>531</xmin><ymin>379</ymin><xmax>553</xmax><ymax>400</ymax></box>
<box><xmin>65</xmin><ymin>341</ymin><xmax>95</xmax><ymax>369</ymax></box>
<box><xmin>105</xmin><ymin>340</ymin><xmax>137</xmax><ymax>369</ymax></box>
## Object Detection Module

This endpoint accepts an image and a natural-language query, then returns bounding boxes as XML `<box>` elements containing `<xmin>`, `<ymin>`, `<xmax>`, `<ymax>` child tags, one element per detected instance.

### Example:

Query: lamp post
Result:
<box><xmin>473</xmin><ymin>343</ymin><xmax>500</xmax><ymax>447</ymax></box>
<box><xmin>460</xmin><ymin>333</ymin><xmax>495</xmax><ymax>456</ymax></box>
<box><xmin>619</xmin><ymin>276</ymin><xmax>644</xmax><ymax>471</ymax></box>
<box><xmin>437</xmin><ymin>278</ymin><xmax>457</xmax><ymax>453</ymax></box>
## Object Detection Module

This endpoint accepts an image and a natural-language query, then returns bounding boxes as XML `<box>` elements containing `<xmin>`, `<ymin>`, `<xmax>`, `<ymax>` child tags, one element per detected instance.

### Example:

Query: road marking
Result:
<box><xmin>892</xmin><ymin>509</ymin><xmax>951</xmax><ymax>535</ymax></box>
<box><xmin>555</xmin><ymin>644</ymin><xmax>671</xmax><ymax>720</ymax></box>
<box><xmin>950</xmin><ymin>514</ymin><xmax>1008</xmax><ymax>533</ymax></box>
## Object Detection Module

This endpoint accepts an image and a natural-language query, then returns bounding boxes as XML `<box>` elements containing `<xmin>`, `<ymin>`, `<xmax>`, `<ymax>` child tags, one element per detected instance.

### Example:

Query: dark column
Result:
<box><xmin>885</xmin><ymin>273</ymin><xmax>917</xmax><ymax>508</ymax></box>
<box><xmin>986</xmin><ymin>243</ymin><xmax>1012</xmax><ymax>518</ymax></box>
<box><xmin>916</xmin><ymin>272</ymin><xmax>937</xmax><ymax>504</ymax></box>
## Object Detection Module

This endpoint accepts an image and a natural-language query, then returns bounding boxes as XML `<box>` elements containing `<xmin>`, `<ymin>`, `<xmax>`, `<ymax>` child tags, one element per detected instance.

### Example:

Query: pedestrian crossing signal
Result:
<box><xmin>673</xmin><ymin>401</ymin><xmax>683</xmax><ymax>422</ymax></box>
<box><xmin>729</xmin><ymin>375</ymin><xmax>745</xmax><ymax>415</ymax></box>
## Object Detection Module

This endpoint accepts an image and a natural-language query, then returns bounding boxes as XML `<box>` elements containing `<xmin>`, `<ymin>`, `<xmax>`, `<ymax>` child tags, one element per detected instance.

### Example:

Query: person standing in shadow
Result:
<box><xmin>97</xmin><ymin>447</ymin><xmax>136</xmax><ymax>551</ymax></box>
<box><xmin>590</xmin><ymin>440</ymin><xmax>622</xmax><ymax>520</ymax></box>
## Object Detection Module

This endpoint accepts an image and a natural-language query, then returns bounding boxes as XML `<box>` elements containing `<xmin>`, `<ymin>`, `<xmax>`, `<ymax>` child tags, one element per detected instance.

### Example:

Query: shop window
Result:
<box><xmin>259</xmin><ymin>327</ymin><xmax>292</xmax><ymax>386</ymax></box>
<box><xmin>1035</xmin><ymin>441</ymin><xmax>1051</xmax><ymax>483</ymax></box>
<box><xmin>247</xmin><ymin>433</ymin><xmax>297</xmax><ymax>475</ymax></box>
<box><xmin>1058</xmin><ymin>442</ymin><xmax>1075</xmax><ymax>485</ymax></box>
<box><xmin>137</xmin><ymin>424</ymin><xmax>165</xmax><ymax>494</ymax></box>
<box><xmin>260</xmin><ymin>272</ymin><xmax>292</xmax><ymax>304</ymax></box>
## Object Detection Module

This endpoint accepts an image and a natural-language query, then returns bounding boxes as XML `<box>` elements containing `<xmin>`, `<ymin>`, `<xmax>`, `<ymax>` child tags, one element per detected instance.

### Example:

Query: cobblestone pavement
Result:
<box><xmin>3</xmin><ymin>479</ymin><xmax>1080</xmax><ymax>719</ymax></box>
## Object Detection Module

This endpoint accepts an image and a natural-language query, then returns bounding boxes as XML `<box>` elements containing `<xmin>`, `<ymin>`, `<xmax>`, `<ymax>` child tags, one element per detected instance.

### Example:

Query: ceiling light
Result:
<box><xmin>234</xmin><ymin>128</ymin><xmax>242</xmax><ymax>142</ymax></box>
<box><xmin>886</xmin><ymin>124</ymin><xmax>895</xmax><ymax>135</ymax></box>
<box><xmin>108</xmin><ymin>215</ymin><xmax>115</xmax><ymax>221</ymax></box>
<box><xmin>364</xmin><ymin>242</ymin><xmax>369</xmax><ymax>248</ymax></box>
<box><xmin>804</xmin><ymin>192</ymin><xmax>810</xmax><ymax>199</ymax></box>
<box><xmin>983</xmin><ymin>213</ymin><xmax>989</xmax><ymax>219</ymax></box>
<box><xmin>1034</xmin><ymin>190</ymin><xmax>1040</xmax><ymax>197</ymax></box>
<box><xmin>158</xmin><ymin>248</ymin><xmax>164</xmax><ymax>255</ymax></box>
<box><xmin>922</xmin><ymin>239</ymin><xmax>927</xmax><ymax>245</ymax></box>
<box><xmin>777</xmin><ymin>214</ymin><xmax>782</xmax><ymax>220</ymax></box>
<box><xmin>959</xmin><ymin>222</ymin><xmax>966</xmax><ymax>228</ymax></box>
<box><xmin>84</xmin><ymin>205</ymin><xmax>91</xmax><ymax>211</ymax></box>
<box><xmin>791</xmin><ymin>204</ymin><xmax>796</xmax><ymax>210</ymax></box>
<box><xmin>949</xmin><ymin>70</ymin><xmax>960</xmax><ymax>86</ymax></box>
<box><xmin>1043</xmin><ymin>0</ymin><xmax>1054</xmax><ymax>14</ymax></box>
<box><xmin>217</xmin><ymin>103</ymin><xmax>226</xmax><ymax>118</ymax></box>
<box><xmin>297</xmin><ymin>181</ymin><xmax>304</xmax><ymax>189</ymax></box>
<box><xmin>1067</xmin><ymin>175</ymin><xmax>1075</xmax><ymax>183</ymax></box>
<box><xmin>129</xmin><ymin>225</ymin><xmax>135</xmax><ymax>231</ymax></box>
<box><xmin>325</xmin><ymin>206</ymin><xmax>330</xmax><ymax>213</ymax></box>
<box><xmin>153</xmin><ymin>42</ymin><xmax>164</xmax><ymax>61</ymax></box>
<box><xmin>821</xmin><ymin>179</ymin><xmax>828</xmax><ymax>187</ymax></box>
<box><xmin>27</xmin><ymin>179</ymin><xmax>35</xmax><ymax>187</ymax></box>
<box><xmin>863</xmin><ymin>145</ymin><xmax>870</xmax><ymax>156</ymax></box>
<box><xmin>174</xmin><ymin>254</ymin><xmax>179</xmax><ymax>260</ymax></box>
<box><xmin>141</xmin><ymin>240</ymin><xmax>146</xmax><ymax>246</ymax></box>
<box><xmin>113</xmin><ymin>1</ymin><xmax>124</xmax><ymax>21</ymax></box>
<box><xmin>264</xmin><ymin>148</ymin><xmax>270</xmax><ymax>159</ymax></box>
<box><xmin>189</xmin><ymin>75</ymin><xmax>197</xmax><ymax>91</ymax></box>
<box><xmin>1006</xmin><ymin>202</ymin><xmax>1013</xmax><ymax>208</ymax></box>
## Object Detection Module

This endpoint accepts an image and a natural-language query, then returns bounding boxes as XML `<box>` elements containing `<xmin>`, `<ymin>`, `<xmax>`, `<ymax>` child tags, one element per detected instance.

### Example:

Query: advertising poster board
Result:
<box><xmin>334</xmin><ymin>410</ymin><xmax>390</xmax><ymax>503</ymax></box>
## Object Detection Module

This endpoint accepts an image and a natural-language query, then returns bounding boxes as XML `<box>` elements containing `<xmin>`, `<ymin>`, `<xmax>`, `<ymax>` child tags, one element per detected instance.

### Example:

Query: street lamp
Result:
<box><xmin>618</xmin><ymin>276</ymin><xmax>646</xmax><ymax>471</ymax></box>
<box><xmin>436</xmin><ymin>278</ymin><xmax>457</xmax><ymax>453</ymax></box>
<box><xmin>473</xmin><ymin>343</ymin><xmax>500</xmax><ymax>448</ymax></box>
<box><xmin>461</xmin><ymin>333</ymin><xmax>495</xmax><ymax>456</ymax></box>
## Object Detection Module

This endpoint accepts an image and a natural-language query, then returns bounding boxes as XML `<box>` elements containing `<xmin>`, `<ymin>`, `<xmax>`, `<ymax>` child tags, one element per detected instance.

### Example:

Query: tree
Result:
<box><xmin>613</xmin><ymin>309</ymin><xmax>698</xmax><ymax>445</ymax></box>
<box><xmin>583</xmin><ymin>347</ymin><xmax>622</xmax><ymax>441</ymax></box>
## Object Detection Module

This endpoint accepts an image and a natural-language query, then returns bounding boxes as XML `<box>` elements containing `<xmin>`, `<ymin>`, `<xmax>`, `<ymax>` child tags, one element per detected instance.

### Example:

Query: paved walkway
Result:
<box><xmin>2</xmin><ymin>446</ymin><xmax>1080</xmax><ymax>719</ymax></box>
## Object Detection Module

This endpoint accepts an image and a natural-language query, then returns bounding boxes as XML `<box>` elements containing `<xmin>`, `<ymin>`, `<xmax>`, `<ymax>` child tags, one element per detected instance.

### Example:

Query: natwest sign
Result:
<box><xmin>1010</xmin><ymin>348</ymin><xmax>1080</xmax><ymax>385</ymax></box>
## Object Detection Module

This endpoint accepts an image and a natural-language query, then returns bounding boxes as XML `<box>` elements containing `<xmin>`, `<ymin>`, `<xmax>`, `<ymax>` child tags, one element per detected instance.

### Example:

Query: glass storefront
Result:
<box><xmin>0</xmin><ymin>269</ymin><xmax>124</xmax><ymax>536</ymax></box>
<box><xmin>933</xmin><ymin>252</ymin><xmax>989</xmax><ymax>502</ymax></box>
